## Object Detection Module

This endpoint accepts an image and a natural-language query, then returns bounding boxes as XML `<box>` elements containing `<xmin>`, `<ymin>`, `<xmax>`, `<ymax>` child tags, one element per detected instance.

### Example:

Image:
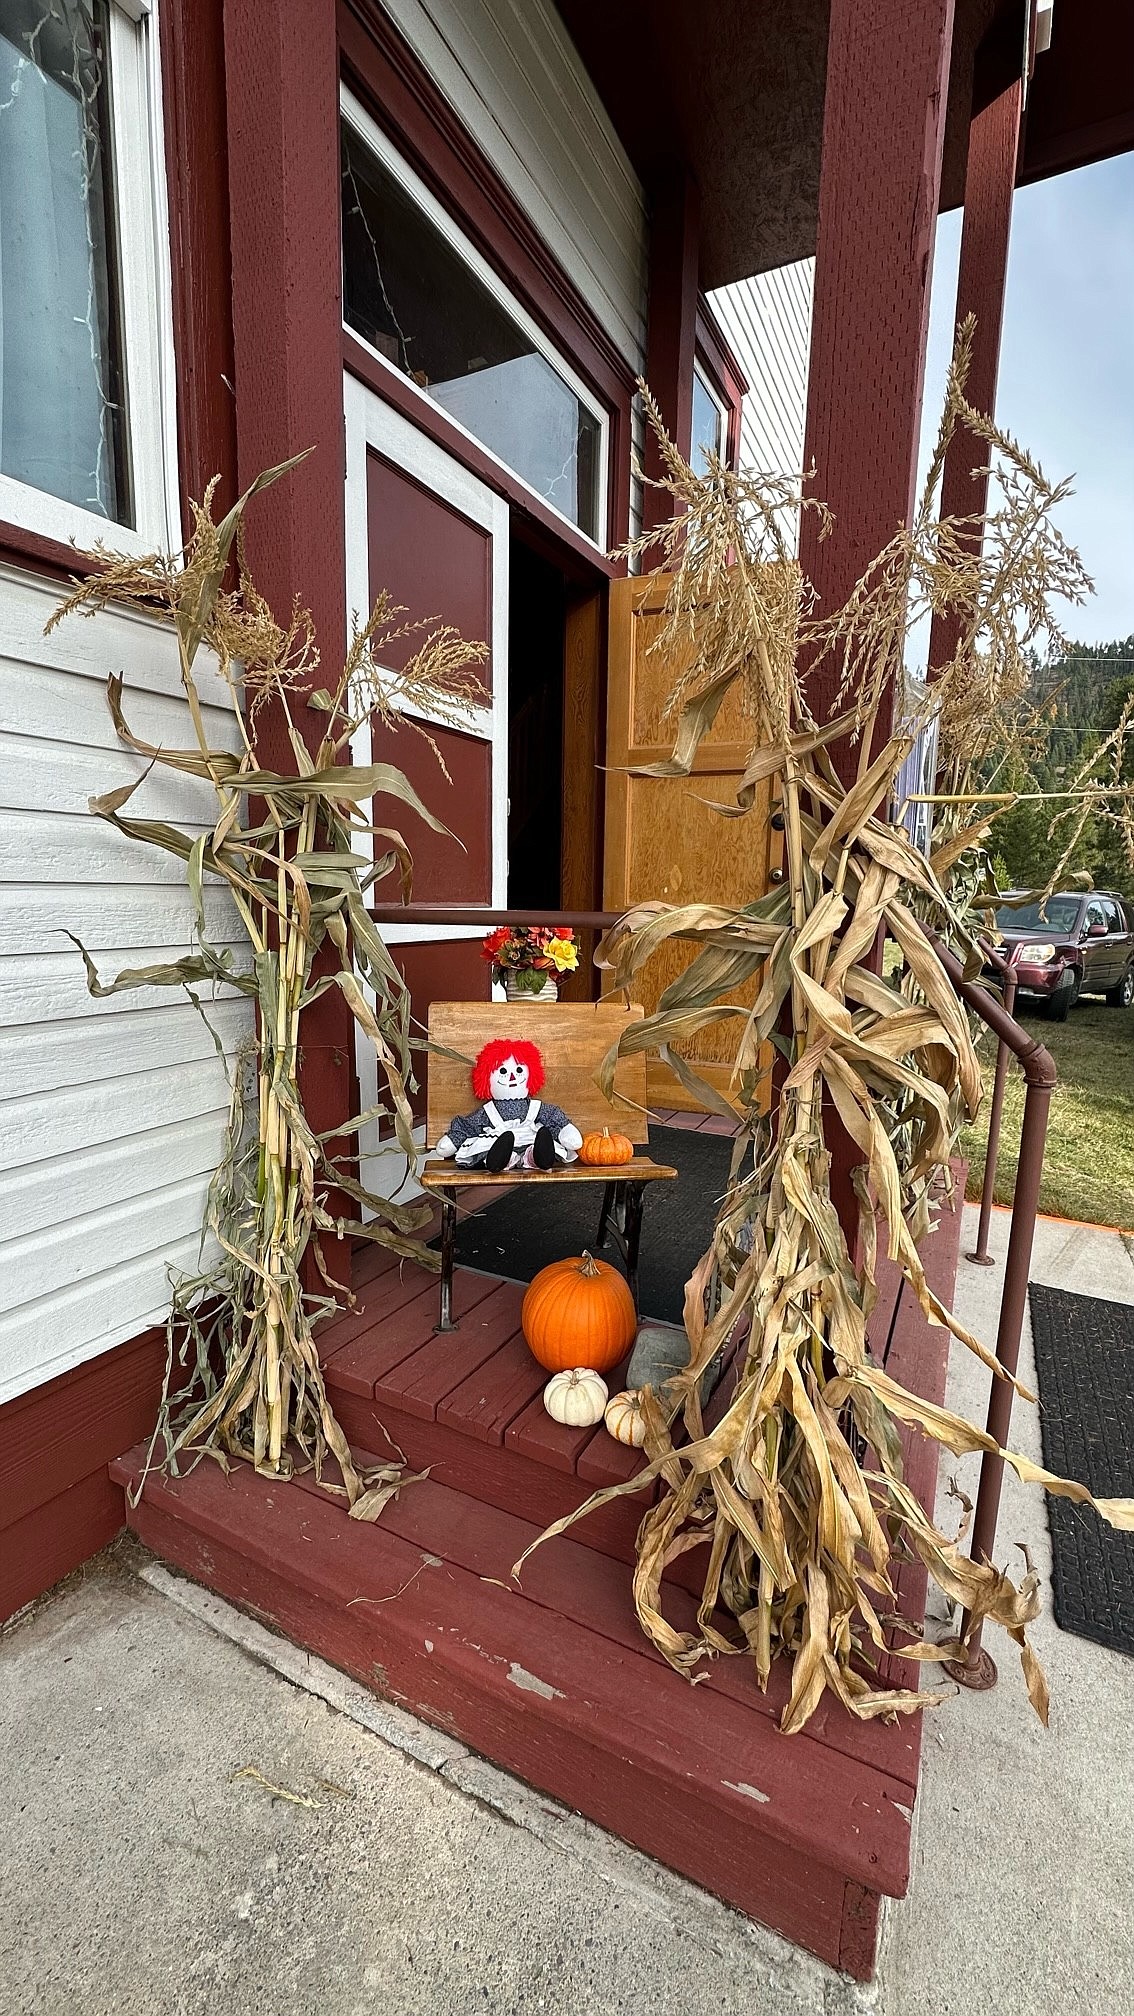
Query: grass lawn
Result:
<box><xmin>961</xmin><ymin>998</ymin><xmax>1134</xmax><ymax>1232</ymax></box>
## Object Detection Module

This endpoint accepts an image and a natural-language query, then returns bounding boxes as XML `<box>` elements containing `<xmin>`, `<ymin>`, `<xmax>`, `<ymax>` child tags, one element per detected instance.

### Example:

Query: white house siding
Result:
<box><xmin>378</xmin><ymin>0</ymin><xmax>649</xmax><ymax>375</ymax></box>
<box><xmin>709</xmin><ymin>259</ymin><xmax>815</xmax><ymax>486</ymax></box>
<box><xmin>0</xmin><ymin>567</ymin><xmax>251</xmax><ymax>1405</ymax></box>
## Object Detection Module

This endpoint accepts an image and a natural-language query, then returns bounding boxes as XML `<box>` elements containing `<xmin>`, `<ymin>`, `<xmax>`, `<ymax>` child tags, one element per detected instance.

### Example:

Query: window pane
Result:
<box><xmin>996</xmin><ymin>898</ymin><xmax>1080</xmax><ymax>933</ymax></box>
<box><xmin>342</xmin><ymin>122</ymin><xmax>601</xmax><ymax>540</ymax></box>
<box><xmin>0</xmin><ymin>0</ymin><xmax>131</xmax><ymax>523</ymax></box>
<box><xmin>691</xmin><ymin>365</ymin><xmax>722</xmax><ymax>476</ymax></box>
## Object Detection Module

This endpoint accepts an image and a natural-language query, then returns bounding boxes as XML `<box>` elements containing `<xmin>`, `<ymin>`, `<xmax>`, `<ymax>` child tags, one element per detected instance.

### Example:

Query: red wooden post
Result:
<box><xmin>159</xmin><ymin>0</ymin><xmax>238</xmax><ymax>523</ymax></box>
<box><xmin>642</xmin><ymin>164</ymin><xmax>700</xmax><ymax>530</ymax></box>
<box><xmin>797</xmin><ymin>0</ymin><xmax>956</xmax><ymax>1239</ymax></box>
<box><xmin>223</xmin><ymin>0</ymin><xmax>355</xmax><ymax>1153</ymax></box>
<box><xmin>800</xmin><ymin>0</ymin><xmax>956</xmax><ymax>772</ymax></box>
<box><xmin>928</xmin><ymin>31</ymin><xmax>1025</xmax><ymax>673</ymax></box>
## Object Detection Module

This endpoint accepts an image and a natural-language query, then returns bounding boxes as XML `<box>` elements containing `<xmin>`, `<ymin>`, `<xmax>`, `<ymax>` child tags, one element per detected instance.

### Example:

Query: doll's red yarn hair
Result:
<box><xmin>471</xmin><ymin>1038</ymin><xmax>545</xmax><ymax>1103</ymax></box>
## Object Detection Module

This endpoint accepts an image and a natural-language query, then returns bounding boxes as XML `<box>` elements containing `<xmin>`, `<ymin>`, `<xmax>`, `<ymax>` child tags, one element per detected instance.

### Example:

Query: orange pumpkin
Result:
<box><xmin>578</xmin><ymin>1126</ymin><xmax>634</xmax><ymax>1168</ymax></box>
<box><xmin>521</xmin><ymin>1251</ymin><xmax>637</xmax><ymax>1374</ymax></box>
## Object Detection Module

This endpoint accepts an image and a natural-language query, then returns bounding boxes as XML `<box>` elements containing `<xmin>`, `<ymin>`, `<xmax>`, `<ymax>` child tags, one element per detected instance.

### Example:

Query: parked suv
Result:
<box><xmin>992</xmin><ymin>890</ymin><xmax>1134</xmax><ymax>1020</ymax></box>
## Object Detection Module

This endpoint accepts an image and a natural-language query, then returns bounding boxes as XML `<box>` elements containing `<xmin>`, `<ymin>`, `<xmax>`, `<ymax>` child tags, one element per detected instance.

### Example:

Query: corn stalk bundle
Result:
<box><xmin>53</xmin><ymin>458</ymin><xmax>485</xmax><ymax>1512</ymax></box>
<box><xmin>516</xmin><ymin>349</ymin><xmax>1133</xmax><ymax>1728</ymax></box>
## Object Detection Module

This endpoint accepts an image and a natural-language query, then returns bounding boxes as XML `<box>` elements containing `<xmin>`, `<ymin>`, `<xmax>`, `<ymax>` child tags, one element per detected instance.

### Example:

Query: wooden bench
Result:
<box><xmin>420</xmin><ymin>1001</ymin><xmax>677</xmax><ymax>1330</ymax></box>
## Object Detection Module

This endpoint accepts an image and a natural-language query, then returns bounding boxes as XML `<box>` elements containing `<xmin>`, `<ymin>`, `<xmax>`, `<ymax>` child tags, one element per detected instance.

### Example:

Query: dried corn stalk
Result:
<box><xmin>53</xmin><ymin>458</ymin><xmax>485</xmax><ymax>1511</ymax></box>
<box><xmin>516</xmin><ymin>350</ymin><xmax>1132</xmax><ymax>1728</ymax></box>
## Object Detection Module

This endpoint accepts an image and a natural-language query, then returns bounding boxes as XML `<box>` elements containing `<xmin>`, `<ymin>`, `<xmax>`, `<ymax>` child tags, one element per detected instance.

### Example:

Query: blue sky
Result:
<box><xmin>918</xmin><ymin>151</ymin><xmax>1134</xmax><ymax>645</ymax></box>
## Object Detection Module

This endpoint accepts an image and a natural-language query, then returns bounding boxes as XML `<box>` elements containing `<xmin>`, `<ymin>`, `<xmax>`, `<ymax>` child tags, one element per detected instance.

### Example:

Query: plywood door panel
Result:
<box><xmin>603</xmin><ymin>572</ymin><xmax>777</xmax><ymax>1110</ymax></box>
<box><xmin>393</xmin><ymin>940</ymin><xmax>489</xmax><ymax>1121</ymax></box>
<box><xmin>366</xmin><ymin>451</ymin><xmax>495</xmax><ymax>690</ymax></box>
<box><xmin>371</xmin><ymin>717</ymin><xmax>492</xmax><ymax>904</ymax></box>
<box><xmin>344</xmin><ymin>375</ymin><xmax>509</xmax><ymax>1200</ymax></box>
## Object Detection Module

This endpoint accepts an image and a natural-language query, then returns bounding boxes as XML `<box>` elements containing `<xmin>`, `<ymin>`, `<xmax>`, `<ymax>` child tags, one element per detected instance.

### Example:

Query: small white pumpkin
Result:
<box><xmin>543</xmin><ymin>1366</ymin><xmax>608</xmax><ymax>1428</ymax></box>
<box><xmin>604</xmin><ymin>1388</ymin><xmax>647</xmax><ymax>1447</ymax></box>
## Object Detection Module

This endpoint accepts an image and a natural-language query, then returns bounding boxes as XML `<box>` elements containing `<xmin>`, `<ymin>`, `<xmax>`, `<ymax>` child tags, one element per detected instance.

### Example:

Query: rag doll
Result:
<box><xmin>436</xmin><ymin>1039</ymin><xmax>582</xmax><ymax>1173</ymax></box>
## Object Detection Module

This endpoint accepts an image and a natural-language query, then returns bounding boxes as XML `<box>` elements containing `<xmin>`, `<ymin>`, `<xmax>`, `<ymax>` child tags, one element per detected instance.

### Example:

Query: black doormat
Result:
<box><xmin>1029</xmin><ymin>1282</ymin><xmax>1134</xmax><ymax>1657</ymax></box>
<box><xmin>434</xmin><ymin>1125</ymin><xmax>743</xmax><ymax>1325</ymax></box>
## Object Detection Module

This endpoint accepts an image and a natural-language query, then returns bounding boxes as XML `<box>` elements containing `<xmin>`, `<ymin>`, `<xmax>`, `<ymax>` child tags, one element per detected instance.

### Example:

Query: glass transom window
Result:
<box><xmin>0</xmin><ymin>0</ymin><xmax>131</xmax><ymax>524</ymax></box>
<box><xmin>691</xmin><ymin>363</ymin><xmax>725</xmax><ymax>476</ymax></box>
<box><xmin>340</xmin><ymin>101</ymin><xmax>604</xmax><ymax>542</ymax></box>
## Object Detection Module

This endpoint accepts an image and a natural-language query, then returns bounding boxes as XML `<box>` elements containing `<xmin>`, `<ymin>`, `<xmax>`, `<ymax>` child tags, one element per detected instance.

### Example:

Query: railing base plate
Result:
<box><xmin>965</xmin><ymin>1251</ymin><xmax>997</xmax><ymax>1267</ymax></box>
<box><xmin>942</xmin><ymin>1647</ymin><xmax>998</xmax><ymax>1690</ymax></box>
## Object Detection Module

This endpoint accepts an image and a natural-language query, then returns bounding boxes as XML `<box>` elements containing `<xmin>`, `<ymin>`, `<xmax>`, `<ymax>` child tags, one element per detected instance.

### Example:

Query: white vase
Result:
<box><xmin>505</xmin><ymin>974</ymin><xmax>558</xmax><ymax>1003</ymax></box>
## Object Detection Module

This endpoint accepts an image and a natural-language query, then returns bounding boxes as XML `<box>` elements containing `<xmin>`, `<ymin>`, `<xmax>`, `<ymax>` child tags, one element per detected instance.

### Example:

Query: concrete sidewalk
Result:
<box><xmin>2</xmin><ymin>1205</ymin><xmax>1132</xmax><ymax>2016</ymax></box>
<box><xmin>882</xmin><ymin>1206</ymin><xmax>1134</xmax><ymax>2016</ymax></box>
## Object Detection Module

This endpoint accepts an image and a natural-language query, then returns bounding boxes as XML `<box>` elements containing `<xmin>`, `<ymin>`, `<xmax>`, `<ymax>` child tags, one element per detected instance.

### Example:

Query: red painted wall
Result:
<box><xmin>0</xmin><ymin>1334</ymin><xmax>165</xmax><ymax>1623</ymax></box>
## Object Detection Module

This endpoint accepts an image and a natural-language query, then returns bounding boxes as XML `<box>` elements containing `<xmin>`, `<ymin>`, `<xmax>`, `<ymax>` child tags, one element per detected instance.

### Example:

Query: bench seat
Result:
<box><xmin>420</xmin><ymin>1155</ymin><xmax>677</xmax><ymax>1188</ymax></box>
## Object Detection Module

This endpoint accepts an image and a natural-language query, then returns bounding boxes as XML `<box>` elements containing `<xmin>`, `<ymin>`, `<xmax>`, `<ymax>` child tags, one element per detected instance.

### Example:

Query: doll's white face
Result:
<box><xmin>489</xmin><ymin>1055</ymin><xmax>530</xmax><ymax>1102</ymax></box>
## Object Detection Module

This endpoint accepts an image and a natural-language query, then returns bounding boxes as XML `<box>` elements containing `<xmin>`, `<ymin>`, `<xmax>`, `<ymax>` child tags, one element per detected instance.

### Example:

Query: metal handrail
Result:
<box><xmin>968</xmin><ymin>937</ymin><xmax>1019</xmax><ymax>1266</ymax></box>
<box><xmin>369</xmin><ymin>907</ymin><xmax>620</xmax><ymax>929</ymax></box>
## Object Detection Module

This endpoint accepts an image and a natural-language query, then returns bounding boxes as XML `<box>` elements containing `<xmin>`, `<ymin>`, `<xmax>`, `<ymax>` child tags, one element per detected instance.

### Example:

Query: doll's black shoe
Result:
<box><xmin>483</xmin><ymin>1131</ymin><xmax>515</xmax><ymax>1173</ymax></box>
<box><xmin>532</xmin><ymin>1125</ymin><xmax>557</xmax><ymax>1170</ymax></box>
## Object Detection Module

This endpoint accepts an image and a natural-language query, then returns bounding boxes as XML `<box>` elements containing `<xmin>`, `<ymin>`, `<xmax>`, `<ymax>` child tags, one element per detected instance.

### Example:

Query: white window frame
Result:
<box><xmin>691</xmin><ymin>358</ymin><xmax>728</xmax><ymax>474</ymax></box>
<box><xmin>340</xmin><ymin>82</ymin><xmax>610</xmax><ymax>553</ymax></box>
<box><xmin>0</xmin><ymin>0</ymin><xmax>180</xmax><ymax>554</ymax></box>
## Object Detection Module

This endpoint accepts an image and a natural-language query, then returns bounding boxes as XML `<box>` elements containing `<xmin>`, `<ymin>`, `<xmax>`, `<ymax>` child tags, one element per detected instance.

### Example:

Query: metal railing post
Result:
<box><xmin>968</xmin><ymin>966</ymin><xmax>1017</xmax><ymax>1267</ymax></box>
<box><xmin>943</xmin><ymin>1074</ymin><xmax>1053</xmax><ymax>1686</ymax></box>
<box><xmin>930</xmin><ymin>937</ymin><xmax>1057</xmax><ymax>1692</ymax></box>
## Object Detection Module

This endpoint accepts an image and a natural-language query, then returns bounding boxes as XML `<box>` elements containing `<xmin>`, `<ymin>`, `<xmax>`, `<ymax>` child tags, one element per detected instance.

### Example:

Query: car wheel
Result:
<box><xmin>1044</xmin><ymin>975</ymin><xmax>1075</xmax><ymax>1022</ymax></box>
<box><xmin>1106</xmin><ymin>965</ymin><xmax>1134</xmax><ymax>1009</ymax></box>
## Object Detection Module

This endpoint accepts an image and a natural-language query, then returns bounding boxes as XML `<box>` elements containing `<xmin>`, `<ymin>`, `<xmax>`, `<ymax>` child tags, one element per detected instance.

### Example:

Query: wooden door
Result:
<box><xmin>343</xmin><ymin>374</ymin><xmax>509</xmax><ymax>1193</ymax></box>
<box><xmin>602</xmin><ymin>572</ymin><xmax>778</xmax><ymax>1111</ymax></box>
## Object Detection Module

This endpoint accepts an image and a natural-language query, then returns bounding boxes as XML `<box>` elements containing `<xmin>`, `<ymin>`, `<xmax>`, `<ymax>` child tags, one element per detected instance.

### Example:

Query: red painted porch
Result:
<box><xmin>110</xmin><ymin>1144</ymin><xmax>964</xmax><ymax>1983</ymax></box>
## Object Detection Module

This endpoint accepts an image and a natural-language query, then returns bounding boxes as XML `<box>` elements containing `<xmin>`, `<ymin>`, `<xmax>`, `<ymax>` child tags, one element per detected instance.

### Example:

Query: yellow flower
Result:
<box><xmin>546</xmin><ymin>936</ymin><xmax>578</xmax><ymax>972</ymax></box>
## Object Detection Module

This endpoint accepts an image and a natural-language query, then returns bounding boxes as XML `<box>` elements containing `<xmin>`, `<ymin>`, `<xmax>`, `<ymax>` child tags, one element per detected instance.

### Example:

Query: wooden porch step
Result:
<box><xmin>110</xmin><ymin>1438</ymin><xmax>916</xmax><ymax>1979</ymax></box>
<box><xmin>315</xmin><ymin>1167</ymin><xmax>963</xmax><ymax>1601</ymax></box>
<box><xmin>317</xmin><ymin>1250</ymin><xmax>657</xmax><ymax>1568</ymax></box>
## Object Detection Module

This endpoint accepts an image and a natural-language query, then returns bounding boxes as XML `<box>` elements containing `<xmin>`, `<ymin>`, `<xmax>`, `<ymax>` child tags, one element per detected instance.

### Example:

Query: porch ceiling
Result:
<box><xmin>554</xmin><ymin>0</ymin><xmax>1134</xmax><ymax>289</ymax></box>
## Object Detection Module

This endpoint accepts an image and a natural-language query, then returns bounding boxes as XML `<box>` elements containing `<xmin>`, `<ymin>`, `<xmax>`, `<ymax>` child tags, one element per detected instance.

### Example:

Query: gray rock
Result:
<box><xmin>626</xmin><ymin>1324</ymin><xmax>724</xmax><ymax>1403</ymax></box>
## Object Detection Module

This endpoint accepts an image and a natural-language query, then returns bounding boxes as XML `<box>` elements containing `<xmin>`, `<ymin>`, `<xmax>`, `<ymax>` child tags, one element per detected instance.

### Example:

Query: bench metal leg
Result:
<box><xmin>436</xmin><ymin>1189</ymin><xmax>459</xmax><ymax>1332</ymax></box>
<box><xmin>594</xmin><ymin>1181</ymin><xmax>616</xmax><ymax>1251</ymax></box>
<box><xmin>623</xmin><ymin>1182</ymin><xmax>645</xmax><ymax>1313</ymax></box>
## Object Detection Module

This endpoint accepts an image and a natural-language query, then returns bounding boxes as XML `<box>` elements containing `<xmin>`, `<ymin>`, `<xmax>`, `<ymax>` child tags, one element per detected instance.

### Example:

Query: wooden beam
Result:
<box><xmin>159</xmin><ymin>0</ymin><xmax>238</xmax><ymax>525</ymax></box>
<box><xmin>642</xmin><ymin>164</ymin><xmax>700</xmax><ymax>529</ymax></box>
<box><xmin>223</xmin><ymin>0</ymin><xmax>354</xmax><ymax>1150</ymax></box>
<box><xmin>800</xmin><ymin>0</ymin><xmax>956</xmax><ymax>768</ymax></box>
<box><xmin>928</xmin><ymin>56</ymin><xmax>1024</xmax><ymax>673</ymax></box>
<box><xmin>797</xmin><ymin>0</ymin><xmax>956</xmax><ymax>1242</ymax></box>
<box><xmin>223</xmin><ymin>0</ymin><xmax>347</xmax><ymax>713</ymax></box>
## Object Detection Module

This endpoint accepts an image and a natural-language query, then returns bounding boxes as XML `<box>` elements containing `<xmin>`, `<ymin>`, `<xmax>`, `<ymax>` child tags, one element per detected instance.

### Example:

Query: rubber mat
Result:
<box><xmin>1029</xmin><ymin>1281</ymin><xmax>1134</xmax><ymax>1657</ymax></box>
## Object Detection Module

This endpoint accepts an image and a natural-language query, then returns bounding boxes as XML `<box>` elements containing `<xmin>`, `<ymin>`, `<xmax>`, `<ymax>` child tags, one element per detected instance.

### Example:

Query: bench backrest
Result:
<box><xmin>426</xmin><ymin>1001</ymin><xmax>649</xmax><ymax>1150</ymax></box>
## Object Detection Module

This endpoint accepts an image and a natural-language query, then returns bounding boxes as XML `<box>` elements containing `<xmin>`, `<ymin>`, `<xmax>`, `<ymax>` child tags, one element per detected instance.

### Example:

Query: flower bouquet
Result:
<box><xmin>481</xmin><ymin>924</ymin><xmax>578</xmax><ymax>1000</ymax></box>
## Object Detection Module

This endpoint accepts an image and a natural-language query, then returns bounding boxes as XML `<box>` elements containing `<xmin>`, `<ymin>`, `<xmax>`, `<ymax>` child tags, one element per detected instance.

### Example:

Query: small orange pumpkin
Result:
<box><xmin>521</xmin><ymin>1251</ymin><xmax>637</xmax><ymax>1374</ymax></box>
<box><xmin>578</xmin><ymin>1126</ymin><xmax>634</xmax><ymax>1168</ymax></box>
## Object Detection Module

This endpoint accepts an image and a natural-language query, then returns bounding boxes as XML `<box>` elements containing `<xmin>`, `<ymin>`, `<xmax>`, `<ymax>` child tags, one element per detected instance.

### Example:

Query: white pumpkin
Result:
<box><xmin>604</xmin><ymin>1389</ymin><xmax>647</xmax><ymax>1447</ymax></box>
<box><xmin>543</xmin><ymin>1366</ymin><xmax>608</xmax><ymax>1428</ymax></box>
